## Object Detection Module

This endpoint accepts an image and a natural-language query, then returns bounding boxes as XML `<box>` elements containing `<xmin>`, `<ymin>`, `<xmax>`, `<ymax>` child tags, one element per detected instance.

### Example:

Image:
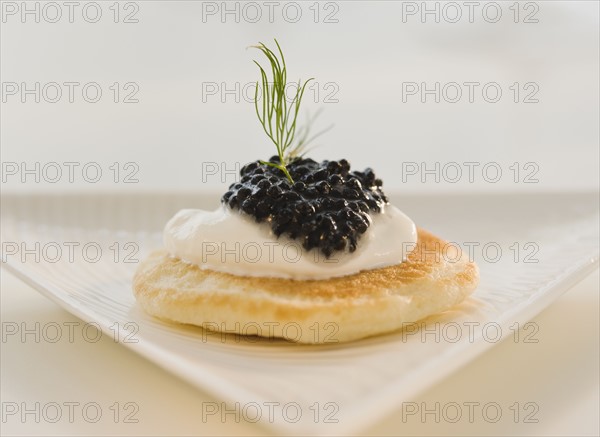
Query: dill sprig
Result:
<box><xmin>251</xmin><ymin>39</ymin><xmax>314</xmax><ymax>183</ymax></box>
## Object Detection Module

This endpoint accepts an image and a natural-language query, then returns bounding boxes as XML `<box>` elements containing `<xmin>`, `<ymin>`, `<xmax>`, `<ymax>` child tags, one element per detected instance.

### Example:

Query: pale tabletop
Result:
<box><xmin>1</xmin><ymin>267</ymin><xmax>598</xmax><ymax>436</ymax></box>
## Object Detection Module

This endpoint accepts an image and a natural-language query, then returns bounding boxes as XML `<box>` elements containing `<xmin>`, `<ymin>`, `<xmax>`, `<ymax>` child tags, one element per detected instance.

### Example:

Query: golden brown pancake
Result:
<box><xmin>133</xmin><ymin>228</ymin><xmax>478</xmax><ymax>343</ymax></box>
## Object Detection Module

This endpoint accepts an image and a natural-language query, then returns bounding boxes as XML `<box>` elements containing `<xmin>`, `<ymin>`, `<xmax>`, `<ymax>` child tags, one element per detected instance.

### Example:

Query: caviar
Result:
<box><xmin>221</xmin><ymin>156</ymin><xmax>389</xmax><ymax>257</ymax></box>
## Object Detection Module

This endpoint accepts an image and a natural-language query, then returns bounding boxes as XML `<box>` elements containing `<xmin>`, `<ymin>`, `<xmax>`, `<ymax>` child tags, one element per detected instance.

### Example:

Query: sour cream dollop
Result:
<box><xmin>163</xmin><ymin>204</ymin><xmax>417</xmax><ymax>280</ymax></box>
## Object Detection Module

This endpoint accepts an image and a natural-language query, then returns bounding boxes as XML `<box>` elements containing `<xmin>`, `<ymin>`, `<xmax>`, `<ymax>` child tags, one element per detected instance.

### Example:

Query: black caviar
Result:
<box><xmin>221</xmin><ymin>156</ymin><xmax>389</xmax><ymax>257</ymax></box>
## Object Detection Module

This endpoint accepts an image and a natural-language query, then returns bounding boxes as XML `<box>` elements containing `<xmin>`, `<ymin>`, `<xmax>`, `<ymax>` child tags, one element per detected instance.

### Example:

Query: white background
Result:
<box><xmin>1</xmin><ymin>1</ymin><xmax>599</xmax><ymax>193</ymax></box>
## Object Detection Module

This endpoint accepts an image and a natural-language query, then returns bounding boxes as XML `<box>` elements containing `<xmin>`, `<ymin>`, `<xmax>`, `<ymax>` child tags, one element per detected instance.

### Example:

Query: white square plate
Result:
<box><xmin>1</xmin><ymin>192</ymin><xmax>598</xmax><ymax>435</ymax></box>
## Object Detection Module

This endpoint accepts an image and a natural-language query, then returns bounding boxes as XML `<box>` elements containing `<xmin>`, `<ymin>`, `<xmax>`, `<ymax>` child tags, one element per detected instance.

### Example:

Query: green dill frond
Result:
<box><xmin>251</xmin><ymin>39</ymin><xmax>317</xmax><ymax>183</ymax></box>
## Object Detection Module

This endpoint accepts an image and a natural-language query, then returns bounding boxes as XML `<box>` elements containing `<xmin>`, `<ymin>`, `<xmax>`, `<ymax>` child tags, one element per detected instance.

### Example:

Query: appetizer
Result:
<box><xmin>133</xmin><ymin>40</ymin><xmax>478</xmax><ymax>343</ymax></box>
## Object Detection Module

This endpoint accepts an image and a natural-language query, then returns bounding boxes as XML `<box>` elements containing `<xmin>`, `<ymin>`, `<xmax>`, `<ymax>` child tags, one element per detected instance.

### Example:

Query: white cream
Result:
<box><xmin>163</xmin><ymin>204</ymin><xmax>417</xmax><ymax>280</ymax></box>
